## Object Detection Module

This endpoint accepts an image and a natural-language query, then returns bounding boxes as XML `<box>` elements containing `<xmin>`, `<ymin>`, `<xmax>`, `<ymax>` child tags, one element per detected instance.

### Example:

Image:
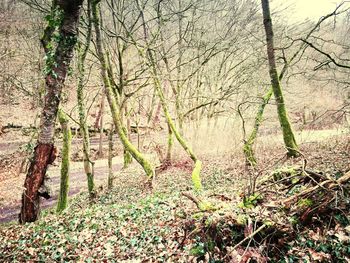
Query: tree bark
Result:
<box><xmin>245</xmin><ymin>5</ymin><xmax>339</xmax><ymax>165</ymax></box>
<box><xmin>97</xmin><ymin>93</ymin><xmax>105</xmax><ymax>158</ymax></box>
<box><xmin>92</xmin><ymin>0</ymin><xmax>154</xmax><ymax>180</ymax></box>
<box><xmin>56</xmin><ymin>110</ymin><xmax>71</xmax><ymax>213</ymax></box>
<box><xmin>20</xmin><ymin>0</ymin><xmax>84</xmax><ymax>223</ymax></box>
<box><xmin>77</xmin><ymin>0</ymin><xmax>95</xmax><ymax>197</ymax></box>
<box><xmin>108</xmin><ymin>125</ymin><xmax>114</xmax><ymax>190</ymax></box>
<box><xmin>261</xmin><ymin>0</ymin><xmax>299</xmax><ymax>157</ymax></box>
<box><xmin>243</xmin><ymin>88</ymin><xmax>273</xmax><ymax>166</ymax></box>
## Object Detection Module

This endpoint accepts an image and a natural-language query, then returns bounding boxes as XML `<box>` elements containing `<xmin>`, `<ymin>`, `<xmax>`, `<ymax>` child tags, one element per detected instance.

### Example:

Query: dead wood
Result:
<box><xmin>281</xmin><ymin>171</ymin><xmax>350</xmax><ymax>208</ymax></box>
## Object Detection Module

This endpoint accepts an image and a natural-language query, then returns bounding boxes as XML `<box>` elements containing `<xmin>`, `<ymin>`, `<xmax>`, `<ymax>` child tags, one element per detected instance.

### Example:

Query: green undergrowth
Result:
<box><xmin>0</xmin><ymin>192</ymin><xmax>186</xmax><ymax>262</ymax></box>
<box><xmin>1</xmin><ymin>179</ymin><xmax>350</xmax><ymax>262</ymax></box>
<box><xmin>1</xmin><ymin>137</ymin><xmax>349</xmax><ymax>262</ymax></box>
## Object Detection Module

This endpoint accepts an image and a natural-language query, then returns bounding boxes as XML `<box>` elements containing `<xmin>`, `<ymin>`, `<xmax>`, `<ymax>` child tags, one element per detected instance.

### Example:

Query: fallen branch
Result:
<box><xmin>281</xmin><ymin>171</ymin><xmax>350</xmax><ymax>207</ymax></box>
<box><xmin>182</xmin><ymin>192</ymin><xmax>217</xmax><ymax>211</ymax></box>
<box><xmin>182</xmin><ymin>192</ymin><xmax>201</xmax><ymax>209</ymax></box>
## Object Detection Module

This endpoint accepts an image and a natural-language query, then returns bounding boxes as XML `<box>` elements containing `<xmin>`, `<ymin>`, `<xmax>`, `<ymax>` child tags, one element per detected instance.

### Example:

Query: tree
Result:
<box><xmin>19</xmin><ymin>0</ymin><xmax>85</xmax><ymax>223</ymax></box>
<box><xmin>244</xmin><ymin>3</ymin><xmax>349</xmax><ymax>166</ymax></box>
<box><xmin>56</xmin><ymin>109</ymin><xmax>71</xmax><ymax>213</ymax></box>
<box><xmin>91</xmin><ymin>0</ymin><xmax>155</xmax><ymax>181</ymax></box>
<box><xmin>76</xmin><ymin>0</ymin><xmax>95</xmax><ymax>197</ymax></box>
<box><xmin>261</xmin><ymin>0</ymin><xmax>299</xmax><ymax>157</ymax></box>
<box><xmin>135</xmin><ymin>0</ymin><xmax>203</xmax><ymax>191</ymax></box>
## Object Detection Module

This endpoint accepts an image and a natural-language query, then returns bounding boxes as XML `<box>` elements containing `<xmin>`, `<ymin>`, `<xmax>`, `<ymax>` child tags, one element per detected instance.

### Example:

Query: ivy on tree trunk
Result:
<box><xmin>19</xmin><ymin>0</ymin><xmax>84</xmax><ymax>223</ymax></box>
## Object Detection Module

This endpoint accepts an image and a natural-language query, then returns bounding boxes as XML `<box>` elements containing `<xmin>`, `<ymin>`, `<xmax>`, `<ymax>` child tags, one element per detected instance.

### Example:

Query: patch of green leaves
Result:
<box><xmin>238</xmin><ymin>193</ymin><xmax>263</xmax><ymax>209</ymax></box>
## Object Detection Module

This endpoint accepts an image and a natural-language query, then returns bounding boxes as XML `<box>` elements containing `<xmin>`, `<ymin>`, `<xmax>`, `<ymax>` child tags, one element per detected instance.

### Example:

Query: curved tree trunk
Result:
<box><xmin>92</xmin><ymin>0</ymin><xmax>154</xmax><ymax>180</ymax></box>
<box><xmin>137</xmin><ymin>0</ymin><xmax>203</xmax><ymax>191</ymax></box>
<box><xmin>19</xmin><ymin>0</ymin><xmax>84</xmax><ymax>223</ymax></box>
<box><xmin>243</xmin><ymin>88</ymin><xmax>273</xmax><ymax>166</ymax></box>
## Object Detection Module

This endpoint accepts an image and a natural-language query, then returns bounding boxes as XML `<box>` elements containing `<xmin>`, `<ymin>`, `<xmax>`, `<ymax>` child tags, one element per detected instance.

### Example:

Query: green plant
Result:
<box><xmin>238</xmin><ymin>193</ymin><xmax>263</xmax><ymax>209</ymax></box>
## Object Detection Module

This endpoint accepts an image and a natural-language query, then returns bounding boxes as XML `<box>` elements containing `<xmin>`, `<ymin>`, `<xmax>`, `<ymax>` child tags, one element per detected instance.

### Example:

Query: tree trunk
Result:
<box><xmin>245</xmin><ymin>6</ymin><xmax>336</xmax><ymax>165</ymax></box>
<box><xmin>108</xmin><ymin>125</ymin><xmax>114</xmax><ymax>190</ymax></box>
<box><xmin>152</xmin><ymin>68</ymin><xmax>203</xmax><ymax>192</ymax></box>
<box><xmin>243</xmin><ymin>88</ymin><xmax>273</xmax><ymax>166</ymax></box>
<box><xmin>19</xmin><ymin>0</ymin><xmax>84</xmax><ymax>223</ymax></box>
<box><xmin>97</xmin><ymin>93</ymin><xmax>105</xmax><ymax>158</ymax></box>
<box><xmin>77</xmin><ymin>0</ymin><xmax>95</xmax><ymax>197</ymax></box>
<box><xmin>137</xmin><ymin>0</ymin><xmax>203</xmax><ymax>191</ymax></box>
<box><xmin>56</xmin><ymin>110</ymin><xmax>71</xmax><ymax>213</ymax></box>
<box><xmin>165</xmin><ymin>123</ymin><xmax>173</xmax><ymax>164</ymax></box>
<box><xmin>123</xmin><ymin>105</ymin><xmax>133</xmax><ymax>168</ymax></box>
<box><xmin>261</xmin><ymin>0</ymin><xmax>299</xmax><ymax>157</ymax></box>
<box><xmin>92</xmin><ymin>0</ymin><xmax>154</xmax><ymax>180</ymax></box>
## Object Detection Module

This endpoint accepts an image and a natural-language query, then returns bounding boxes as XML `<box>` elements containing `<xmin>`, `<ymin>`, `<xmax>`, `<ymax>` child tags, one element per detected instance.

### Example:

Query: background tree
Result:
<box><xmin>261</xmin><ymin>0</ymin><xmax>299</xmax><ymax>157</ymax></box>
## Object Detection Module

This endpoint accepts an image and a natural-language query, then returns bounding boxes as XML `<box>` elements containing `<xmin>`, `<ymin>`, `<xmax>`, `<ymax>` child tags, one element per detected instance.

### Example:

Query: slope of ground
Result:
<box><xmin>0</xmin><ymin>133</ymin><xmax>349</xmax><ymax>262</ymax></box>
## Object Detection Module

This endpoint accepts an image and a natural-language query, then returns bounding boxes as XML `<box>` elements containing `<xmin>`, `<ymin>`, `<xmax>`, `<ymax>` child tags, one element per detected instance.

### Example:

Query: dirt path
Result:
<box><xmin>0</xmin><ymin>160</ymin><xmax>123</xmax><ymax>224</ymax></box>
<box><xmin>0</xmin><ymin>136</ymin><xmax>119</xmax><ymax>154</ymax></box>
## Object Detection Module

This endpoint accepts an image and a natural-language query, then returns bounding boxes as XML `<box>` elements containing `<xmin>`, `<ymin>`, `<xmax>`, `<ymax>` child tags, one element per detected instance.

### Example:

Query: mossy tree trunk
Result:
<box><xmin>19</xmin><ymin>0</ymin><xmax>84</xmax><ymax>223</ymax></box>
<box><xmin>92</xmin><ymin>0</ymin><xmax>154</xmax><ymax>180</ymax></box>
<box><xmin>108</xmin><ymin>3</ymin><xmax>133</xmax><ymax>168</ymax></box>
<box><xmin>122</xmin><ymin>127</ymin><xmax>133</xmax><ymax>168</ymax></box>
<box><xmin>165</xmin><ymin>123</ymin><xmax>173</xmax><ymax>164</ymax></box>
<box><xmin>243</xmin><ymin>88</ymin><xmax>273</xmax><ymax>166</ymax></box>
<box><xmin>137</xmin><ymin>0</ymin><xmax>203</xmax><ymax>191</ymax></box>
<box><xmin>108</xmin><ymin>125</ymin><xmax>114</xmax><ymax>190</ymax></box>
<box><xmin>122</xmin><ymin>106</ymin><xmax>133</xmax><ymax>168</ymax></box>
<box><xmin>261</xmin><ymin>0</ymin><xmax>299</xmax><ymax>157</ymax></box>
<box><xmin>245</xmin><ymin>6</ymin><xmax>338</xmax><ymax>165</ymax></box>
<box><xmin>153</xmin><ymin>71</ymin><xmax>203</xmax><ymax>191</ymax></box>
<box><xmin>57</xmin><ymin>110</ymin><xmax>71</xmax><ymax>213</ymax></box>
<box><xmin>76</xmin><ymin>0</ymin><xmax>94</xmax><ymax>197</ymax></box>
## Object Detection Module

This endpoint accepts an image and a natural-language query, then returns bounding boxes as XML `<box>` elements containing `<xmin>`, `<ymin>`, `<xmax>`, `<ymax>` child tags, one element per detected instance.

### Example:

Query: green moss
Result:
<box><xmin>166</xmin><ymin>125</ymin><xmax>173</xmax><ymax>161</ymax></box>
<box><xmin>92</xmin><ymin>0</ymin><xmax>154</xmax><ymax>179</ymax></box>
<box><xmin>122</xmin><ymin>127</ymin><xmax>133</xmax><ymax>168</ymax></box>
<box><xmin>243</xmin><ymin>142</ymin><xmax>257</xmax><ymax>167</ymax></box>
<box><xmin>192</xmin><ymin>160</ymin><xmax>203</xmax><ymax>192</ymax></box>
<box><xmin>243</xmin><ymin>88</ymin><xmax>273</xmax><ymax>166</ymax></box>
<box><xmin>87</xmin><ymin>173</ymin><xmax>94</xmax><ymax>196</ymax></box>
<box><xmin>271</xmin><ymin>166</ymin><xmax>298</xmax><ymax>181</ymax></box>
<box><xmin>298</xmin><ymin>198</ymin><xmax>313</xmax><ymax>208</ymax></box>
<box><xmin>57</xmin><ymin>109</ymin><xmax>71</xmax><ymax>213</ymax></box>
<box><xmin>238</xmin><ymin>193</ymin><xmax>263</xmax><ymax>209</ymax></box>
<box><xmin>198</xmin><ymin>200</ymin><xmax>216</xmax><ymax>211</ymax></box>
<box><xmin>272</xmin><ymin>81</ymin><xmax>299</xmax><ymax>157</ymax></box>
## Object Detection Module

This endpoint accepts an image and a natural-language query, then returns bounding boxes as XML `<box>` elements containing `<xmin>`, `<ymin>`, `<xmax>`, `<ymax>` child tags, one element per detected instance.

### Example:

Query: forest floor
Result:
<box><xmin>0</xmin><ymin>130</ymin><xmax>349</xmax><ymax>262</ymax></box>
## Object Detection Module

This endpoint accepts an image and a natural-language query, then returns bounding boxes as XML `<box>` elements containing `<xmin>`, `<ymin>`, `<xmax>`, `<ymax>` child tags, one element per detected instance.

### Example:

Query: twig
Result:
<box><xmin>208</xmin><ymin>194</ymin><xmax>232</xmax><ymax>201</ymax></box>
<box><xmin>224</xmin><ymin>224</ymin><xmax>267</xmax><ymax>259</ymax></box>
<box><xmin>182</xmin><ymin>192</ymin><xmax>201</xmax><ymax>209</ymax></box>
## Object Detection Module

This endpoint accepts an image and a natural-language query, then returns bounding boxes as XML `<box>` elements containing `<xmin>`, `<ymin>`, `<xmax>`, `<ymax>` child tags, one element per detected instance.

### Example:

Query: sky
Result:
<box><xmin>271</xmin><ymin>0</ymin><xmax>346</xmax><ymax>22</ymax></box>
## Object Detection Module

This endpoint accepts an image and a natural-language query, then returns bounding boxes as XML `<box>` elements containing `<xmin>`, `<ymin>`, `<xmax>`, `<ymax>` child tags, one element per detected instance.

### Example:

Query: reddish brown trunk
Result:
<box><xmin>19</xmin><ymin>0</ymin><xmax>84</xmax><ymax>223</ymax></box>
<box><xmin>19</xmin><ymin>144</ymin><xmax>55</xmax><ymax>223</ymax></box>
